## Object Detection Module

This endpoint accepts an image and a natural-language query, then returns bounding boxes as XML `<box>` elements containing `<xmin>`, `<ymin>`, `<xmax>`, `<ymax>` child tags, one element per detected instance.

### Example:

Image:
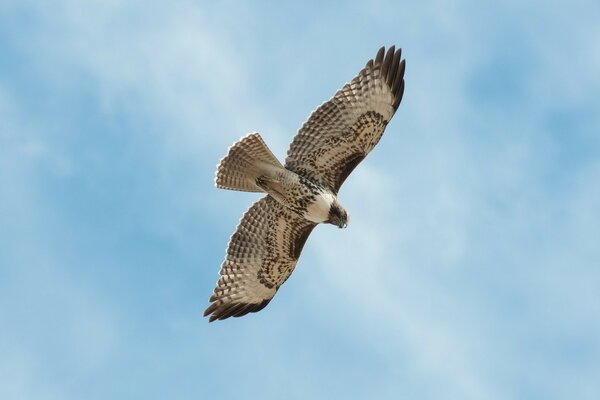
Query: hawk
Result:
<box><xmin>204</xmin><ymin>46</ymin><xmax>406</xmax><ymax>322</ymax></box>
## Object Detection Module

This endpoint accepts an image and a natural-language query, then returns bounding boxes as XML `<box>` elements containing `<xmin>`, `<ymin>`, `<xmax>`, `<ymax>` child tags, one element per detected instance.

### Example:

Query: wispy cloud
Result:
<box><xmin>1</xmin><ymin>1</ymin><xmax>599</xmax><ymax>399</ymax></box>
<box><xmin>294</xmin><ymin>2</ymin><xmax>600</xmax><ymax>398</ymax></box>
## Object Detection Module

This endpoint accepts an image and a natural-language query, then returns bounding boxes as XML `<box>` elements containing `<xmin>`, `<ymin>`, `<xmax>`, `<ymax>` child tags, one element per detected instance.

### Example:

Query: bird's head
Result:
<box><xmin>328</xmin><ymin>201</ymin><xmax>349</xmax><ymax>229</ymax></box>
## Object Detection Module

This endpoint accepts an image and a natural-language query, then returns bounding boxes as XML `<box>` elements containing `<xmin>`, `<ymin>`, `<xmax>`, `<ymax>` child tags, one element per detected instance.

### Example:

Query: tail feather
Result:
<box><xmin>215</xmin><ymin>132</ymin><xmax>284</xmax><ymax>192</ymax></box>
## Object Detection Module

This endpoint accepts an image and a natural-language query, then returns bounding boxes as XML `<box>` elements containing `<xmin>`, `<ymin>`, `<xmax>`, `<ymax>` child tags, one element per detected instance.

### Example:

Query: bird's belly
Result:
<box><xmin>303</xmin><ymin>192</ymin><xmax>335</xmax><ymax>223</ymax></box>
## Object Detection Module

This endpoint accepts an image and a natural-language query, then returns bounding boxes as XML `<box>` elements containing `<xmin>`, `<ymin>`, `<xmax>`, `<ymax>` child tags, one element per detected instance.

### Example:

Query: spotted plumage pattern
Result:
<box><xmin>205</xmin><ymin>46</ymin><xmax>405</xmax><ymax>322</ymax></box>
<box><xmin>286</xmin><ymin>46</ymin><xmax>405</xmax><ymax>193</ymax></box>
<box><xmin>204</xmin><ymin>196</ymin><xmax>315</xmax><ymax>322</ymax></box>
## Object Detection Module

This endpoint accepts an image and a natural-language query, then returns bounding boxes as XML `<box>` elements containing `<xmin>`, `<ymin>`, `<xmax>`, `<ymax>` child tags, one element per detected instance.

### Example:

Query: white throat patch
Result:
<box><xmin>304</xmin><ymin>191</ymin><xmax>336</xmax><ymax>223</ymax></box>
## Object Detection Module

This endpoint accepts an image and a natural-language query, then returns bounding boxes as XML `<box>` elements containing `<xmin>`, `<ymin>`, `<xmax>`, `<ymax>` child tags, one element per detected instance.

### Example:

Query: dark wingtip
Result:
<box><xmin>391</xmin><ymin>59</ymin><xmax>406</xmax><ymax>94</ymax></box>
<box><xmin>397</xmin><ymin>58</ymin><xmax>406</xmax><ymax>84</ymax></box>
<box><xmin>203</xmin><ymin>301</ymin><xmax>218</xmax><ymax>317</ymax></box>
<box><xmin>381</xmin><ymin>46</ymin><xmax>394</xmax><ymax>78</ymax></box>
<box><xmin>375</xmin><ymin>46</ymin><xmax>385</xmax><ymax>65</ymax></box>
<box><xmin>377</xmin><ymin>46</ymin><xmax>406</xmax><ymax>111</ymax></box>
<box><xmin>393</xmin><ymin>79</ymin><xmax>405</xmax><ymax>110</ymax></box>
<box><xmin>387</xmin><ymin>49</ymin><xmax>401</xmax><ymax>86</ymax></box>
<box><xmin>204</xmin><ymin>298</ymin><xmax>273</xmax><ymax>322</ymax></box>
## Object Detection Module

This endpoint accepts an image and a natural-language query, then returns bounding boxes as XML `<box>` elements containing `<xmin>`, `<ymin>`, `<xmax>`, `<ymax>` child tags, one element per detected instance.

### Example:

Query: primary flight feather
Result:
<box><xmin>204</xmin><ymin>46</ymin><xmax>406</xmax><ymax>322</ymax></box>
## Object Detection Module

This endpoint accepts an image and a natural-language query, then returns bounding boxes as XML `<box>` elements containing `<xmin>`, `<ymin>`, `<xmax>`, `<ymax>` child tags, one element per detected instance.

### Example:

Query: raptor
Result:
<box><xmin>204</xmin><ymin>46</ymin><xmax>406</xmax><ymax>322</ymax></box>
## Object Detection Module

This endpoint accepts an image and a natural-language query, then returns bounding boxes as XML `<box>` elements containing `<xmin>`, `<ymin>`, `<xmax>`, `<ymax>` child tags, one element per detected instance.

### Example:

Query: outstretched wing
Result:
<box><xmin>204</xmin><ymin>196</ymin><xmax>316</xmax><ymax>322</ymax></box>
<box><xmin>285</xmin><ymin>46</ymin><xmax>406</xmax><ymax>193</ymax></box>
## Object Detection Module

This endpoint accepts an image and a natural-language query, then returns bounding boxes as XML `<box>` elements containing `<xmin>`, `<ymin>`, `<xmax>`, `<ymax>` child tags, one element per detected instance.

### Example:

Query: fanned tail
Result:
<box><xmin>215</xmin><ymin>132</ymin><xmax>284</xmax><ymax>192</ymax></box>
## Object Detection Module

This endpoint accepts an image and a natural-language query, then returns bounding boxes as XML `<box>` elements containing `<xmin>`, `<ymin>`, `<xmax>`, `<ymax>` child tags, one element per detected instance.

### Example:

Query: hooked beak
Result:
<box><xmin>337</xmin><ymin>217</ymin><xmax>348</xmax><ymax>229</ymax></box>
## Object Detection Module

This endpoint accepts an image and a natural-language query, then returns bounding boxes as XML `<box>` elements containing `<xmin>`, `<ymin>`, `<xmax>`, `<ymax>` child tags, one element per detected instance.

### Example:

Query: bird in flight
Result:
<box><xmin>204</xmin><ymin>46</ymin><xmax>406</xmax><ymax>322</ymax></box>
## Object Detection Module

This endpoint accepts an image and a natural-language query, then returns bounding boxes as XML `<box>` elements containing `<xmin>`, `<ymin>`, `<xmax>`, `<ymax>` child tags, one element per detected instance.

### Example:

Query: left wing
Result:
<box><xmin>204</xmin><ymin>196</ymin><xmax>316</xmax><ymax>322</ymax></box>
<box><xmin>285</xmin><ymin>46</ymin><xmax>405</xmax><ymax>193</ymax></box>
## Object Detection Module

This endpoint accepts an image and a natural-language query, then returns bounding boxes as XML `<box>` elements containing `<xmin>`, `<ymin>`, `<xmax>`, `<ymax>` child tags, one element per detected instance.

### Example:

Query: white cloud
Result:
<box><xmin>0</xmin><ymin>82</ymin><xmax>123</xmax><ymax>400</ymax></box>
<box><xmin>9</xmin><ymin>1</ymin><xmax>287</xmax><ymax>158</ymax></box>
<box><xmin>290</xmin><ymin>3</ymin><xmax>600</xmax><ymax>397</ymax></box>
<box><xmin>2</xmin><ymin>1</ymin><xmax>599</xmax><ymax>399</ymax></box>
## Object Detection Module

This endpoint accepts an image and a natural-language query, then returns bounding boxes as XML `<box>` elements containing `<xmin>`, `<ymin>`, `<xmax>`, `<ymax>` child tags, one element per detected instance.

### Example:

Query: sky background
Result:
<box><xmin>1</xmin><ymin>1</ymin><xmax>599</xmax><ymax>399</ymax></box>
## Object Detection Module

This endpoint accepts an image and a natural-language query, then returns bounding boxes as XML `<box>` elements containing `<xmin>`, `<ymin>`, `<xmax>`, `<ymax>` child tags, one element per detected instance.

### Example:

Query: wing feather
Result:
<box><xmin>204</xmin><ymin>196</ymin><xmax>316</xmax><ymax>322</ymax></box>
<box><xmin>285</xmin><ymin>46</ymin><xmax>406</xmax><ymax>193</ymax></box>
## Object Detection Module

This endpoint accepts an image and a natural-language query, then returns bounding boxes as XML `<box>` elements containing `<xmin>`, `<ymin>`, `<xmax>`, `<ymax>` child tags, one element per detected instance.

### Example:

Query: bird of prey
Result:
<box><xmin>204</xmin><ymin>46</ymin><xmax>406</xmax><ymax>322</ymax></box>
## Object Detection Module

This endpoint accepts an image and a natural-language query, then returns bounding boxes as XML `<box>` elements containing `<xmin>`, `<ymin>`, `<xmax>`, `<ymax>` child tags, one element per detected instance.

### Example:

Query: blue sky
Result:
<box><xmin>1</xmin><ymin>1</ymin><xmax>599</xmax><ymax>399</ymax></box>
